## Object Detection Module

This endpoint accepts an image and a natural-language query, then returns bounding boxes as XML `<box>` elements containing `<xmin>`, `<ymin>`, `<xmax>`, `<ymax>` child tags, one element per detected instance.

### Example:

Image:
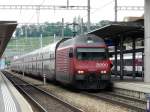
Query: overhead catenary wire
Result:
<box><xmin>82</xmin><ymin>0</ymin><xmax>114</xmax><ymax>19</ymax></box>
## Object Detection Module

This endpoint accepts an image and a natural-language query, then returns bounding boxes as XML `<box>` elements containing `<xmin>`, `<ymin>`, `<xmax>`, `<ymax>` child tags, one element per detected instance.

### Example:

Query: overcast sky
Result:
<box><xmin>0</xmin><ymin>0</ymin><xmax>144</xmax><ymax>24</ymax></box>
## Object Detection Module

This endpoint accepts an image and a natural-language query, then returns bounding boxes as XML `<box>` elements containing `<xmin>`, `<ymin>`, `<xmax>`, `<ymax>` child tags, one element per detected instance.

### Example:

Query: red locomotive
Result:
<box><xmin>11</xmin><ymin>34</ymin><xmax>112</xmax><ymax>89</ymax></box>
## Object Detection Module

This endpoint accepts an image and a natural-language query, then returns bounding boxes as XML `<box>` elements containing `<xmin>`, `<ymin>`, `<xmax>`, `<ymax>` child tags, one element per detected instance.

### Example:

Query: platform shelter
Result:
<box><xmin>89</xmin><ymin>21</ymin><xmax>144</xmax><ymax>80</ymax></box>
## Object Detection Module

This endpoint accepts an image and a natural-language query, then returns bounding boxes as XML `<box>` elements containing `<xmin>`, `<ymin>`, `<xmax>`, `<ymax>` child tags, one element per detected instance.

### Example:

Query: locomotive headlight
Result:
<box><xmin>103</xmin><ymin>71</ymin><xmax>106</xmax><ymax>73</ymax></box>
<box><xmin>101</xmin><ymin>71</ymin><xmax>106</xmax><ymax>74</ymax></box>
<box><xmin>78</xmin><ymin>70</ymin><xmax>84</xmax><ymax>74</ymax></box>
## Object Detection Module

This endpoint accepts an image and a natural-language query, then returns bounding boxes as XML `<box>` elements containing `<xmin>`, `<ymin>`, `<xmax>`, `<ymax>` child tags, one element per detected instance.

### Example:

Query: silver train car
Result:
<box><xmin>11</xmin><ymin>42</ymin><xmax>57</xmax><ymax>80</ymax></box>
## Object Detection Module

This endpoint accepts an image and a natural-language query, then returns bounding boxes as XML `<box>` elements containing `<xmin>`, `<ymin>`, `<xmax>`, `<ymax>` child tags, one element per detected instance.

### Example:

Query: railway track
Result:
<box><xmin>3</xmin><ymin>71</ymin><xmax>147</xmax><ymax>112</ymax></box>
<box><xmin>83</xmin><ymin>91</ymin><xmax>146</xmax><ymax>112</ymax></box>
<box><xmin>3</xmin><ymin>71</ymin><xmax>83</xmax><ymax>112</ymax></box>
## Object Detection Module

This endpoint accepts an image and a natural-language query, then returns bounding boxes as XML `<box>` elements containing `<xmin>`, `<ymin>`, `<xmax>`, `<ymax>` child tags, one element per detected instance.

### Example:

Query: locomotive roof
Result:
<box><xmin>59</xmin><ymin>34</ymin><xmax>105</xmax><ymax>48</ymax></box>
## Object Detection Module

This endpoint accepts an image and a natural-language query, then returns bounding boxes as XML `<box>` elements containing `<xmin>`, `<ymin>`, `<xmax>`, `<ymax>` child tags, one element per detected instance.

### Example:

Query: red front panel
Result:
<box><xmin>74</xmin><ymin>59</ymin><xmax>111</xmax><ymax>75</ymax></box>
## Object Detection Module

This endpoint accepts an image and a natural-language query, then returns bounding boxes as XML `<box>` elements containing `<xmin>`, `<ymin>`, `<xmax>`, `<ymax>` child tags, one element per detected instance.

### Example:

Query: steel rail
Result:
<box><xmin>3</xmin><ymin>72</ymin><xmax>47</xmax><ymax>112</ymax></box>
<box><xmin>106</xmin><ymin>92</ymin><xmax>146</xmax><ymax>104</ymax></box>
<box><xmin>3</xmin><ymin>71</ymin><xmax>83</xmax><ymax>112</ymax></box>
<box><xmin>83</xmin><ymin>92</ymin><xmax>146</xmax><ymax>112</ymax></box>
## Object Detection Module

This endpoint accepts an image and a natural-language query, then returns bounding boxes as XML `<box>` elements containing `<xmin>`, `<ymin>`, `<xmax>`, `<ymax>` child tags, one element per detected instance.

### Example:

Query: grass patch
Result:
<box><xmin>5</xmin><ymin>36</ymin><xmax>61</xmax><ymax>56</ymax></box>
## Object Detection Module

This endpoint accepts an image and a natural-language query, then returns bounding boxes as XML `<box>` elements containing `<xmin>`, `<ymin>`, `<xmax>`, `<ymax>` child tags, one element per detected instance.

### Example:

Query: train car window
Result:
<box><xmin>50</xmin><ymin>54</ymin><xmax>51</xmax><ymax>59</ymax></box>
<box><xmin>52</xmin><ymin>54</ymin><xmax>54</xmax><ymax>59</ymax></box>
<box><xmin>69</xmin><ymin>48</ymin><xmax>73</xmax><ymax>58</ymax></box>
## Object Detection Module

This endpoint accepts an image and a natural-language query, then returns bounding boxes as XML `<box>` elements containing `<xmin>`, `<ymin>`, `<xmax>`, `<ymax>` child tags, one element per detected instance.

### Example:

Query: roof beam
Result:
<box><xmin>0</xmin><ymin>5</ymin><xmax>87</xmax><ymax>10</ymax></box>
<box><xmin>117</xmin><ymin>6</ymin><xmax>144</xmax><ymax>11</ymax></box>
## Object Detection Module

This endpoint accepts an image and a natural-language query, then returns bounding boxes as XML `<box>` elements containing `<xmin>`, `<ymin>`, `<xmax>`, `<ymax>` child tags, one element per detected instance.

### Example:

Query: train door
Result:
<box><xmin>41</xmin><ymin>55</ymin><xmax>44</xmax><ymax>77</ymax></box>
<box><xmin>35</xmin><ymin>56</ymin><xmax>37</xmax><ymax>74</ymax></box>
<box><xmin>49</xmin><ymin>53</ymin><xmax>52</xmax><ymax>76</ymax></box>
<box><xmin>37</xmin><ymin>55</ymin><xmax>40</xmax><ymax>75</ymax></box>
<box><xmin>68</xmin><ymin>48</ymin><xmax>74</xmax><ymax>83</ymax></box>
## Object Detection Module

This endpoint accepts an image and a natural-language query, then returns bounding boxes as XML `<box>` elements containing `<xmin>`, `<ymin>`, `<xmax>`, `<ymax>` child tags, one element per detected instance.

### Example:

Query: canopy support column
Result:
<box><xmin>114</xmin><ymin>40</ymin><xmax>118</xmax><ymax>77</ymax></box>
<box><xmin>132</xmin><ymin>38</ymin><xmax>136</xmax><ymax>79</ymax></box>
<box><xmin>120</xmin><ymin>36</ymin><xmax>124</xmax><ymax>80</ymax></box>
<box><xmin>144</xmin><ymin>0</ymin><xmax>150</xmax><ymax>82</ymax></box>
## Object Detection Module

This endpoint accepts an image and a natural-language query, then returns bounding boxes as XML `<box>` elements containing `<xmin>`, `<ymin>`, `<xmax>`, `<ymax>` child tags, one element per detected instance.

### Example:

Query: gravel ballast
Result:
<box><xmin>8</xmin><ymin>71</ymin><xmax>132</xmax><ymax>112</ymax></box>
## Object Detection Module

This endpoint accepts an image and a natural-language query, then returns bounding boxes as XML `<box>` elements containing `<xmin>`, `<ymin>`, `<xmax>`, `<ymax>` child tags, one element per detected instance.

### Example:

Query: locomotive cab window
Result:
<box><xmin>69</xmin><ymin>48</ymin><xmax>73</xmax><ymax>58</ymax></box>
<box><xmin>76</xmin><ymin>48</ymin><xmax>106</xmax><ymax>60</ymax></box>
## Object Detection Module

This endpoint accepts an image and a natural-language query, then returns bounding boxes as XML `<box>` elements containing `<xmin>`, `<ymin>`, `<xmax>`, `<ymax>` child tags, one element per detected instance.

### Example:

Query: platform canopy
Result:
<box><xmin>0</xmin><ymin>21</ymin><xmax>17</xmax><ymax>57</ymax></box>
<box><xmin>89</xmin><ymin>22</ymin><xmax>144</xmax><ymax>45</ymax></box>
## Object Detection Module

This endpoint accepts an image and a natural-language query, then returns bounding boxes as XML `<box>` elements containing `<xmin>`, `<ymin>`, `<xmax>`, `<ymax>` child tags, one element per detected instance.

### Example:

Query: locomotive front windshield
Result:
<box><xmin>77</xmin><ymin>48</ymin><xmax>107</xmax><ymax>60</ymax></box>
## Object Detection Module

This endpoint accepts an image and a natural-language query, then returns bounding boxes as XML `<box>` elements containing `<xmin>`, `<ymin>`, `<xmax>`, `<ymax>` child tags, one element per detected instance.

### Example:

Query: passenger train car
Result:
<box><xmin>110</xmin><ymin>53</ymin><xmax>143</xmax><ymax>77</ymax></box>
<box><xmin>11</xmin><ymin>34</ymin><xmax>112</xmax><ymax>89</ymax></box>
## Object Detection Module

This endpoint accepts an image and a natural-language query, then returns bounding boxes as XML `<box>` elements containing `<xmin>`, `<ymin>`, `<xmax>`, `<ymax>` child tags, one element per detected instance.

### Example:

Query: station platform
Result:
<box><xmin>112</xmin><ymin>76</ymin><xmax>150</xmax><ymax>100</ymax></box>
<box><xmin>0</xmin><ymin>71</ymin><xmax>33</xmax><ymax>112</ymax></box>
